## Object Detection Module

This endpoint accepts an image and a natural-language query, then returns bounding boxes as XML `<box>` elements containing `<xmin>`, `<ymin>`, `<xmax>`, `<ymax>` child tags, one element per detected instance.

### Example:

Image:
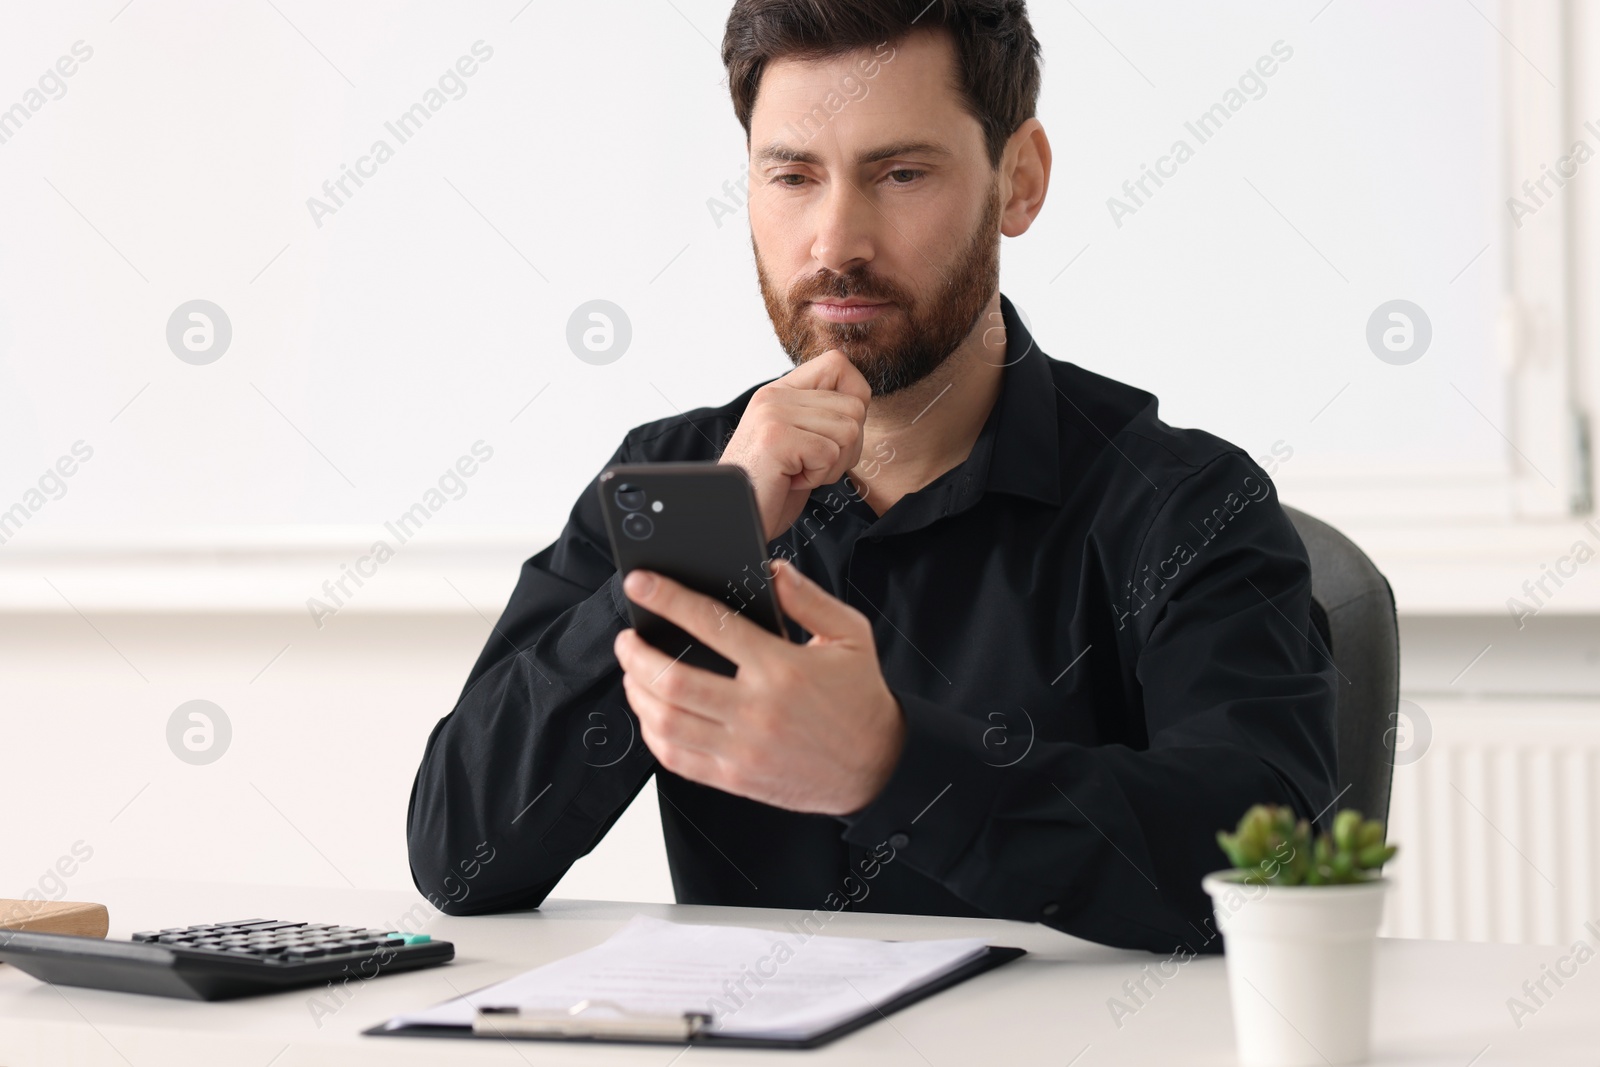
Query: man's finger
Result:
<box><xmin>622</xmin><ymin>570</ymin><xmax>783</xmax><ymax>668</ymax></box>
<box><xmin>614</xmin><ymin>628</ymin><xmax>737</xmax><ymax>720</ymax></box>
<box><xmin>621</xmin><ymin>673</ymin><xmax>726</xmax><ymax>754</ymax></box>
<box><xmin>780</xmin><ymin>349</ymin><xmax>871</xmax><ymax>406</ymax></box>
<box><xmin>780</xmin><ymin>402</ymin><xmax>867</xmax><ymax>450</ymax></box>
<box><xmin>755</xmin><ymin>423</ymin><xmax>843</xmax><ymax>485</ymax></box>
<box><xmin>772</xmin><ymin>558</ymin><xmax>866</xmax><ymax>642</ymax></box>
<box><xmin>638</xmin><ymin>716</ymin><xmax>723</xmax><ymax>787</ymax></box>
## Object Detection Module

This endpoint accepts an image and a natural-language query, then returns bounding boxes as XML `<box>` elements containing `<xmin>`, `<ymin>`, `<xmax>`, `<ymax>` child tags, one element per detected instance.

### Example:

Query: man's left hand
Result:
<box><xmin>612</xmin><ymin>558</ymin><xmax>905</xmax><ymax>816</ymax></box>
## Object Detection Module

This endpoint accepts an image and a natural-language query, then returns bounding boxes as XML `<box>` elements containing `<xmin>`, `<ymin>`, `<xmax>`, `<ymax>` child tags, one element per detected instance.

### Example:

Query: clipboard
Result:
<box><xmin>363</xmin><ymin>943</ymin><xmax>1025</xmax><ymax>1049</ymax></box>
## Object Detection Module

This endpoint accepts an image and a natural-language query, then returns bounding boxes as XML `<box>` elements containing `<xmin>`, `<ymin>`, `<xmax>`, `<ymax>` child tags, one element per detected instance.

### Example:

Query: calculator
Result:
<box><xmin>0</xmin><ymin>918</ymin><xmax>454</xmax><ymax>1001</ymax></box>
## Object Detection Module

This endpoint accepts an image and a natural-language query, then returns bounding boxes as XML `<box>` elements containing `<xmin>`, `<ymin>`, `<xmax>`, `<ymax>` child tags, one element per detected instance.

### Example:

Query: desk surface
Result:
<box><xmin>0</xmin><ymin>879</ymin><xmax>1595</xmax><ymax>1066</ymax></box>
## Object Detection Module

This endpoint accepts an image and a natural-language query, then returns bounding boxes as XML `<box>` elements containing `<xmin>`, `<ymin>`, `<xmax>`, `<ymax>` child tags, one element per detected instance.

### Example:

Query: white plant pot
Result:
<box><xmin>1202</xmin><ymin>871</ymin><xmax>1388</xmax><ymax>1067</ymax></box>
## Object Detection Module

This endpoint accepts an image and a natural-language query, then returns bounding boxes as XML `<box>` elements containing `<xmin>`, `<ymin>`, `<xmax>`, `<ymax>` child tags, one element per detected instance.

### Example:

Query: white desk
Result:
<box><xmin>1</xmin><ymin>879</ymin><xmax>1595</xmax><ymax>1066</ymax></box>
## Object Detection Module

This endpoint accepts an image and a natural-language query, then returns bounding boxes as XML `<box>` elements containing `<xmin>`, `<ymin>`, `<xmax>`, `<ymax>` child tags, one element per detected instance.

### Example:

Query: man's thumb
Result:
<box><xmin>772</xmin><ymin>558</ymin><xmax>857</xmax><ymax>638</ymax></box>
<box><xmin>785</xmin><ymin>349</ymin><xmax>870</xmax><ymax>405</ymax></box>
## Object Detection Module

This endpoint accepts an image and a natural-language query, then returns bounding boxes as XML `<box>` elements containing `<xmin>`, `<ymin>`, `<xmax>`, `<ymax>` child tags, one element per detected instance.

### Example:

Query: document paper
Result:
<box><xmin>384</xmin><ymin>914</ymin><xmax>989</xmax><ymax>1041</ymax></box>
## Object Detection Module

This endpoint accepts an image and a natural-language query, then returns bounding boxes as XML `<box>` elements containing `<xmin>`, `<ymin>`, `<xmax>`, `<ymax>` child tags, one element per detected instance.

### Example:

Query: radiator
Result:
<box><xmin>1381</xmin><ymin>697</ymin><xmax>1600</xmax><ymax>945</ymax></box>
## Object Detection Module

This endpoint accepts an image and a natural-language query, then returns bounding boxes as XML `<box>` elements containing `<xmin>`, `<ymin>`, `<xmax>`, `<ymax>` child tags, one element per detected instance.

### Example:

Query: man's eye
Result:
<box><xmin>770</xmin><ymin>171</ymin><xmax>918</xmax><ymax>187</ymax></box>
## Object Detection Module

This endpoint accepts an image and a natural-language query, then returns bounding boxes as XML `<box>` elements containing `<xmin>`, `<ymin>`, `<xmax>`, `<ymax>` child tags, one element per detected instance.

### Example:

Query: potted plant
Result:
<box><xmin>1202</xmin><ymin>805</ymin><xmax>1398</xmax><ymax>1067</ymax></box>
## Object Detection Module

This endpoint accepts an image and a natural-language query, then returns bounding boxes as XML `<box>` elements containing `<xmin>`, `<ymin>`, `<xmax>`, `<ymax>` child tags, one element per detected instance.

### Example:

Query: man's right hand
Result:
<box><xmin>719</xmin><ymin>349</ymin><xmax>872</xmax><ymax>543</ymax></box>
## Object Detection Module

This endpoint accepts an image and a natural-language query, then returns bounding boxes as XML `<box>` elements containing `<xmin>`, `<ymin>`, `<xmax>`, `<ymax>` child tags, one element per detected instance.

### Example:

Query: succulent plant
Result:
<box><xmin>1216</xmin><ymin>805</ymin><xmax>1397</xmax><ymax>886</ymax></box>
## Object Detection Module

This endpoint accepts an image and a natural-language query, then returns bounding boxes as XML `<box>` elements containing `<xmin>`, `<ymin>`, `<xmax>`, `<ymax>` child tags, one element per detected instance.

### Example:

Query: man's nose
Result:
<box><xmin>808</xmin><ymin>183</ymin><xmax>875</xmax><ymax>274</ymax></box>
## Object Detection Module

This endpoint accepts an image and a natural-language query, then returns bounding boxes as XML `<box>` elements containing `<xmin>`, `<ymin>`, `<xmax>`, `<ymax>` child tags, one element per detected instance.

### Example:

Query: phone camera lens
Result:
<box><xmin>622</xmin><ymin>512</ymin><xmax>653</xmax><ymax>540</ymax></box>
<box><xmin>614</xmin><ymin>484</ymin><xmax>647</xmax><ymax>512</ymax></box>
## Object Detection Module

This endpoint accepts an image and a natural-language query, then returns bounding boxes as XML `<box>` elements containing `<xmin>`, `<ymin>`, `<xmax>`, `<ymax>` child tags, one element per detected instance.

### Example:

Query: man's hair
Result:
<box><xmin>721</xmin><ymin>0</ymin><xmax>1041</xmax><ymax>167</ymax></box>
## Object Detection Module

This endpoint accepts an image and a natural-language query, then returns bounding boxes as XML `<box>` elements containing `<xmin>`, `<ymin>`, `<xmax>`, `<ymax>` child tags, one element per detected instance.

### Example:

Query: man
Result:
<box><xmin>407</xmin><ymin>0</ymin><xmax>1336</xmax><ymax>954</ymax></box>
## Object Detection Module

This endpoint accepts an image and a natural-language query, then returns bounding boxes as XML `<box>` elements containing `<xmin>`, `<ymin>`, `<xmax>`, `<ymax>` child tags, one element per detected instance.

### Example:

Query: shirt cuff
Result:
<box><xmin>606</xmin><ymin>570</ymin><xmax>630</xmax><ymax>623</ymax></box>
<box><xmin>838</xmin><ymin>688</ymin><xmax>1004</xmax><ymax>881</ymax></box>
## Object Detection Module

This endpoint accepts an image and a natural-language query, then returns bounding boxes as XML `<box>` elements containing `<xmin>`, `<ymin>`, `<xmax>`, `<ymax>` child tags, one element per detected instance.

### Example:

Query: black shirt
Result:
<box><xmin>406</xmin><ymin>295</ymin><xmax>1337</xmax><ymax>954</ymax></box>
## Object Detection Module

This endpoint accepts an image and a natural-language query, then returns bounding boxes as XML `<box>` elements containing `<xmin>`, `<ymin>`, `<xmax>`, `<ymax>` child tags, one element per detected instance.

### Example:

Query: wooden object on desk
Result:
<box><xmin>0</xmin><ymin>900</ymin><xmax>109</xmax><ymax>938</ymax></box>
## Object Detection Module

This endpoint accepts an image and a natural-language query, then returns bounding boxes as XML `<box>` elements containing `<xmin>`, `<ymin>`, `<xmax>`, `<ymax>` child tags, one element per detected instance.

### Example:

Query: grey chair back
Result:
<box><xmin>1283</xmin><ymin>506</ymin><xmax>1399</xmax><ymax>829</ymax></box>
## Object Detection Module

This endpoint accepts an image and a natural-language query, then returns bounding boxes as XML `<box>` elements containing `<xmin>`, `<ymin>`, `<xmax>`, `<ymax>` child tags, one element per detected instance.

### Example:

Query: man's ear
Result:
<box><xmin>998</xmin><ymin>118</ymin><xmax>1051</xmax><ymax>238</ymax></box>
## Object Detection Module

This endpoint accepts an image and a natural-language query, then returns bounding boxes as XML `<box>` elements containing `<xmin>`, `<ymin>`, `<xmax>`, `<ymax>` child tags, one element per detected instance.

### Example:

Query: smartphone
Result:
<box><xmin>597</xmin><ymin>462</ymin><xmax>787</xmax><ymax>677</ymax></box>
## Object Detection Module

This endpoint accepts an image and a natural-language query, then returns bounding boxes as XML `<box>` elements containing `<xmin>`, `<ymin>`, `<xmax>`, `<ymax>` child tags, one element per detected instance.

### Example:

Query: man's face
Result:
<box><xmin>747</xmin><ymin>31</ymin><xmax>1001</xmax><ymax>397</ymax></box>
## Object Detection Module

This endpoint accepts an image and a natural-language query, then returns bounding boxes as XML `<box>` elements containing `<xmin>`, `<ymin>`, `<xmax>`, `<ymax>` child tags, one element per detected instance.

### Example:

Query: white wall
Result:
<box><xmin>0</xmin><ymin>610</ymin><xmax>676</xmax><ymax>908</ymax></box>
<box><xmin>0</xmin><ymin>0</ymin><xmax>1509</xmax><ymax>548</ymax></box>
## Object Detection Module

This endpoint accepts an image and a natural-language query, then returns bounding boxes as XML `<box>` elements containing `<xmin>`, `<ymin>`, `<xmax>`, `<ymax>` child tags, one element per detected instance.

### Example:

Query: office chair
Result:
<box><xmin>1283</xmin><ymin>506</ymin><xmax>1400</xmax><ymax>829</ymax></box>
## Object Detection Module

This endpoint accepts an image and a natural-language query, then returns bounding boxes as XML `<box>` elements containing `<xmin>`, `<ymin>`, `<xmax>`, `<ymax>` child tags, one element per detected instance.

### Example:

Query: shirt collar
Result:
<box><xmin>950</xmin><ymin>293</ymin><xmax>1062</xmax><ymax>511</ymax></box>
<box><xmin>805</xmin><ymin>292</ymin><xmax>1062</xmax><ymax>537</ymax></box>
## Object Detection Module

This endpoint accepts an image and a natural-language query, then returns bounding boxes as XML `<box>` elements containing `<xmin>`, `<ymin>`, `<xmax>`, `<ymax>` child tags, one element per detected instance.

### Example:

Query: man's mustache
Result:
<box><xmin>789</xmin><ymin>270</ymin><xmax>907</xmax><ymax>306</ymax></box>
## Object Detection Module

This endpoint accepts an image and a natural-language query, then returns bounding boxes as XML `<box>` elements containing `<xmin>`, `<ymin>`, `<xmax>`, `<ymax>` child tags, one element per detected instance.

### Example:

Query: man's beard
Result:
<box><xmin>754</xmin><ymin>185</ymin><xmax>1002</xmax><ymax>398</ymax></box>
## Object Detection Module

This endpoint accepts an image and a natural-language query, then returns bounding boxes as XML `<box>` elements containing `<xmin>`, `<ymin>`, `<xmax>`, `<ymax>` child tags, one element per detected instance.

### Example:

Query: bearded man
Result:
<box><xmin>407</xmin><ymin>0</ymin><xmax>1337</xmax><ymax>954</ymax></box>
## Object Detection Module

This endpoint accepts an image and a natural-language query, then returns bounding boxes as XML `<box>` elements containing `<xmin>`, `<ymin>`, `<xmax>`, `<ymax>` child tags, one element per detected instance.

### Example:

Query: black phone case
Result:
<box><xmin>597</xmin><ymin>463</ymin><xmax>786</xmax><ymax>677</ymax></box>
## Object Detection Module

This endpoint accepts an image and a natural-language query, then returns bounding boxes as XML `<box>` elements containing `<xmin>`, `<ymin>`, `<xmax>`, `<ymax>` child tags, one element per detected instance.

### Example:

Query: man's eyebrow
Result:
<box><xmin>754</xmin><ymin>140</ymin><xmax>954</xmax><ymax>167</ymax></box>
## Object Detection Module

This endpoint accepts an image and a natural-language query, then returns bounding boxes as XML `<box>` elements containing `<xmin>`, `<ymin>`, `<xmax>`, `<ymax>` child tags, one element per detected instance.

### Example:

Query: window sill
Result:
<box><xmin>0</xmin><ymin>520</ymin><xmax>1596</xmax><ymax>616</ymax></box>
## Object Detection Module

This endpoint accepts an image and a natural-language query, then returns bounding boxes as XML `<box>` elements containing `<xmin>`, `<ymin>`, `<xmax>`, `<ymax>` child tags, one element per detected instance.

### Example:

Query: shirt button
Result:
<box><xmin>888</xmin><ymin>832</ymin><xmax>910</xmax><ymax>850</ymax></box>
<box><xmin>1041</xmin><ymin>902</ymin><xmax>1060</xmax><ymax>917</ymax></box>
